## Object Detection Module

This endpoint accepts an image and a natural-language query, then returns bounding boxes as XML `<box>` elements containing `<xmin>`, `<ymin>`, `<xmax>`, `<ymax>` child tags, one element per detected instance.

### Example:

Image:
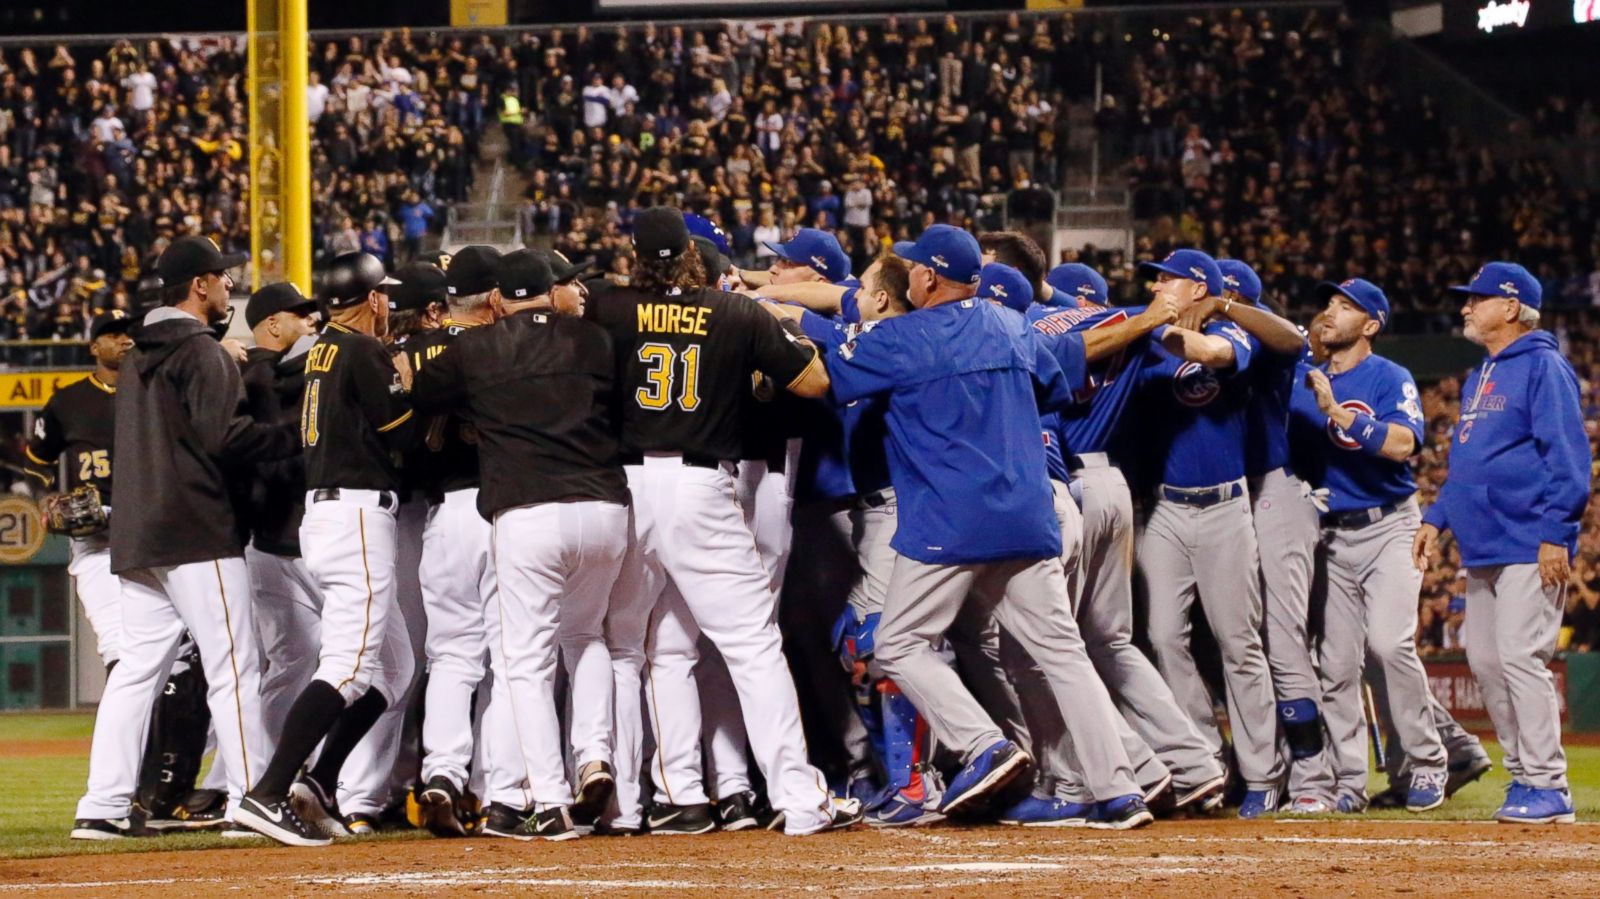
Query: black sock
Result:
<box><xmin>250</xmin><ymin>680</ymin><xmax>345</xmax><ymax>803</ymax></box>
<box><xmin>307</xmin><ymin>687</ymin><xmax>389</xmax><ymax>796</ymax></box>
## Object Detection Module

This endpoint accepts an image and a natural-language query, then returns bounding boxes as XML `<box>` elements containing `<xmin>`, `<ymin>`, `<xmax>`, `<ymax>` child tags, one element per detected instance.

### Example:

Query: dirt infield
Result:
<box><xmin>3</xmin><ymin>820</ymin><xmax>1598</xmax><ymax>896</ymax></box>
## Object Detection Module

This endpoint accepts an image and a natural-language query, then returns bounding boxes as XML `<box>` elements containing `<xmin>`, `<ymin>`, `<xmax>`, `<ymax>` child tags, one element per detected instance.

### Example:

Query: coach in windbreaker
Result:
<box><xmin>1413</xmin><ymin>262</ymin><xmax>1591</xmax><ymax>826</ymax></box>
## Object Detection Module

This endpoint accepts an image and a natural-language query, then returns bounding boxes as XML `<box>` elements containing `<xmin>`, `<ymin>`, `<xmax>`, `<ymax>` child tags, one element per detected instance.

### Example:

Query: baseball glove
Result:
<box><xmin>42</xmin><ymin>484</ymin><xmax>108</xmax><ymax>537</ymax></box>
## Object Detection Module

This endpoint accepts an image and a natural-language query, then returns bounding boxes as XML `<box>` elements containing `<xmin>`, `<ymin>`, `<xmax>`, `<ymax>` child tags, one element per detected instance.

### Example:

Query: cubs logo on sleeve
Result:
<box><xmin>1172</xmin><ymin>361</ymin><xmax>1221</xmax><ymax>407</ymax></box>
<box><xmin>1326</xmin><ymin>399</ymin><xmax>1376</xmax><ymax>450</ymax></box>
<box><xmin>1398</xmin><ymin>381</ymin><xmax>1423</xmax><ymax>423</ymax></box>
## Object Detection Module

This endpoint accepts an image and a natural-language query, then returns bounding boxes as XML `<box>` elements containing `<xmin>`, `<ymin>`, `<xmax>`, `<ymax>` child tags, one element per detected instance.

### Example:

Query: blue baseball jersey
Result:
<box><xmin>824</xmin><ymin>298</ymin><xmax>1080</xmax><ymax>565</ymax></box>
<box><xmin>1122</xmin><ymin>319</ymin><xmax>1259</xmax><ymax>490</ymax></box>
<box><xmin>1244</xmin><ymin>342</ymin><xmax>1309</xmax><ymax>477</ymax></box>
<box><xmin>796</xmin><ymin>310</ymin><xmax>891</xmax><ymax>500</ymax></box>
<box><xmin>1288</xmin><ymin>352</ymin><xmax>1424</xmax><ymax>512</ymax></box>
<box><xmin>1034</xmin><ymin>305</ymin><xmax>1169</xmax><ymax>458</ymax></box>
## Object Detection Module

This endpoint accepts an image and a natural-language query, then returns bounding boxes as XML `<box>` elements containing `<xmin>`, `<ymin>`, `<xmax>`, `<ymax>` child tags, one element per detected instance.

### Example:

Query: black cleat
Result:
<box><xmin>528</xmin><ymin>805</ymin><xmax>579</xmax><ymax>841</ymax></box>
<box><xmin>418</xmin><ymin>775</ymin><xmax>466</xmax><ymax>837</ymax></box>
<box><xmin>234</xmin><ymin>795</ymin><xmax>332</xmax><ymax>847</ymax></box>
<box><xmin>645</xmin><ymin>801</ymin><xmax>716</xmax><ymax>835</ymax></box>
<box><xmin>716</xmin><ymin>791</ymin><xmax>763</xmax><ymax>832</ymax></box>
<box><xmin>146</xmin><ymin>789</ymin><xmax>228</xmax><ymax>832</ymax></box>
<box><xmin>289</xmin><ymin>775</ymin><xmax>350</xmax><ymax>838</ymax></box>
<box><xmin>481</xmin><ymin>802</ymin><xmax>534</xmax><ymax>841</ymax></box>
<box><xmin>573</xmin><ymin>761</ymin><xmax>615</xmax><ymax>820</ymax></box>
<box><xmin>70</xmin><ymin>816</ymin><xmax>144</xmax><ymax>841</ymax></box>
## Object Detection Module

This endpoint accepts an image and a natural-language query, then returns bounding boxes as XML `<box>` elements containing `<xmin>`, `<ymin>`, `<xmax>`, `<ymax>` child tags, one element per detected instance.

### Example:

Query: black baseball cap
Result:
<box><xmin>89</xmin><ymin>309</ymin><xmax>135</xmax><ymax>340</ymax></box>
<box><xmin>446</xmin><ymin>245</ymin><xmax>503</xmax><ymax>297</ymax></box>
<box><xmin>531</xmin><ymin>248</ymin><xmax>596</xmax><ymax>285</ymax></box>
<box><xmin>691</xmin><ymin>236</ymin><xmax>730</xmax><ymax>282</ymax></box>
<box><xmin>155</xmin><ymin>235</ymin><xmax>247</xmax><ymax>286</ymax></box>
<box><xmin>388</xmin><ymin>262</ymin><xmax>448</xmax><ymax>311</ymax></box>
<box><xmin>245</xmin><ymin>282</ymin><xmax>317</xmax><ymax>329</ymax></box>
<box><xmin>632</xmin><ymin>206</ymin><xmax>690</xmax><ymax>260</ymax></box>
<box><xmin>498</xmin><ymin>249</ymin><xmax>556</xmax><ymax>300</ymax></box>
<box><xmin>416</xmin><ymin>249</ymin><xmax>453</xmax><ymax>271</ymax></box>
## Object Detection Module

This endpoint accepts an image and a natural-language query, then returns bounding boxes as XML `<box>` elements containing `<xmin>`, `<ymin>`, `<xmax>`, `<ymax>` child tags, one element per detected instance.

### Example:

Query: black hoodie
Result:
<box><xmin>109</xmin><ymin>310</ymin><xmax>299</xmax><ymax>573</ymax></box>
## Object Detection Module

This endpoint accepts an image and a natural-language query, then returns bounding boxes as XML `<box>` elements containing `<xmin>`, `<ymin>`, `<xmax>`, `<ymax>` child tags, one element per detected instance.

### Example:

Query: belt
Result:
<box><xmin>858</xmin><ymin>488</ymin><xmax>895</xmax><ymax>508</ymax></box>
<box><xmin>1159</xmin><ymin>481</ymin><xmax>1244</xmax><ymax>509</ymax></box>
<box><xmin>1322</xmin><ymin>501</ymin><xmax>1401</xmax><ymax>529</ymax></box>
<box><xmin>312</xmin><ymin>488</ymin><xmax>396</xmax><ymax>510</ymax></box>
<box><xmin>620</xmin><ymin>452</ymin><xmax>734</xmax><ymax>472</ymax></box>
<box><xmin>1068</xmin><ymin>452</ymin><xmax>1110</xmax><ymax>472</ymax></box>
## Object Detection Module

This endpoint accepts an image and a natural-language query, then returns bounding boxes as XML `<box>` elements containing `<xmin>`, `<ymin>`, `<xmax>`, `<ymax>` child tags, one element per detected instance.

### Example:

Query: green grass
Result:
<box><xmin>2</xmin><ymin>712</ymin><xmax>1598</xmax><ymax>859</ymax></box>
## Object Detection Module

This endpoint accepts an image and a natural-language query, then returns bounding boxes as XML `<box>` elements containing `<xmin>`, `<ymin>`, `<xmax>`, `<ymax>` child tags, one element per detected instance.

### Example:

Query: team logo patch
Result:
<box><xmin>988</xmin><ymin>284</ymin><xmax>1008</xmax><ymax>299</ymax></box>
<box><xmin>1172</xmin><ymin>362</ymin><xmax>1221</xmax><ymax>407</ymax></box>
<box><xmin>810</xmin><ymin>255</ymin><xmax>829</xmax><ymax>271</ymax></box>
<box><xmin>930</xmin><ymin>254</ymin><xmax>949</xmax><ymax>269</ymax></box>
<box><xmin>1327</xmin><ymin>399</ymin><xmax>1376</xmax><ymax>450</ymax></box>
<box><xmin>1499</xmin><ymin>281</ymin><xmax>1519</xmax><ymax>295</ymax></box>
<box><xmin>33</xmin><ymin>418</ymin><xmax>45</xmax><ymax>440</ymax></box>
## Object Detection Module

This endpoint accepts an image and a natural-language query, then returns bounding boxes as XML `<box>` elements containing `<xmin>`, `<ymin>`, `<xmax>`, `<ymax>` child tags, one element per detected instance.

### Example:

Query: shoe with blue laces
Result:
<box><xmin>1495</xmin><ymin>785</ymin><xmax>1575</xmax><ymax>824</ymax></box>
<box><xmin>1406</xmin><ymin>770</ymin><xmax>1447</xmax><ymax>812</ymax></box>
<box><xmin>867</xmin><ymin>789</ymin><xmax>944</xmax><ymax>828</ymax></box>
<box><xmin>1238</xmin><ymin>787</ymin><xmax>1280</xmax><ymax>819</ymax></box>
<box><xmin>938</xmin><ymin>740</ymin><xmax>1031</xmax><ymax>815</ymax></box>
<box><xmin>998</xmin><ymin>795</ymin><xmax>1094</xmax><ymax>827</ymax></box>
<box><xmin>1086</xmin><ymin>795</ymin><xmax>1154</xmax><ymax>830</ymax></box>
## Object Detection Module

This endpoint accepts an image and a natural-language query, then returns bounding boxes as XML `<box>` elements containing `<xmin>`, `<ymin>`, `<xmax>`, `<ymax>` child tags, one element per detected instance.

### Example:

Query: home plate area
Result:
<box><xmin>5</xmin><ymin>821</ymin><xmax>1600</xmax><ymax>895</ymax></box>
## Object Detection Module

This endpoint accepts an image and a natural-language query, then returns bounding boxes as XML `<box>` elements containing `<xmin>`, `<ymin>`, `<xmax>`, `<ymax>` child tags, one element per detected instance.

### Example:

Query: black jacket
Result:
<box><xmin>109</xmin><ymin>313</ymin><xmax>299</xmax><ymax>573</ymax></box>
<box><xmin>241</xmin><ymin>345</ymin><xmax>309</xmax><ymax>557</ymax></box>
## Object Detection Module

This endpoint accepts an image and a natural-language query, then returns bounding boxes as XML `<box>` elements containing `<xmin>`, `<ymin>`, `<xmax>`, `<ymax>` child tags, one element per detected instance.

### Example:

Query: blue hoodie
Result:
<box><xmin>1423</xmin><ymin>330</ymin><xmax>1591</xmax><ymax>566</ymax></box>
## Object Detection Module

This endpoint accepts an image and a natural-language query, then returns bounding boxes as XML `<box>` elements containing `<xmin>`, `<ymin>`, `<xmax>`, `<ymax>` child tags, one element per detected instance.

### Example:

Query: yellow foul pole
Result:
<box><xmin>280</xmin><ymin>0</ymin><xmax>311</xmax><ymax>295</ymax></box>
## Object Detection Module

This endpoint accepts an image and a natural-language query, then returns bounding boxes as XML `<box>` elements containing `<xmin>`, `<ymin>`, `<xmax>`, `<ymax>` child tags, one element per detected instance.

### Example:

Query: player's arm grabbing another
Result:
<box><xmin>1305</xmin><ymin>280</ymin><xmax>1418</xmax><ymax>464</ymax></box>
<box><xmin>1181</xmin><ymin>260</ymin><xmax>1306</xmax><ymax>357</ymax></box>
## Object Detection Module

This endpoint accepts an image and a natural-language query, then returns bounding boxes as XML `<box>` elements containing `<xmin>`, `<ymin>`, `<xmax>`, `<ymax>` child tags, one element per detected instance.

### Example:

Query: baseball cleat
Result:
<box><xmin>573</xmin><ymin>761</ymin><xmax>616</xmax><ymax>820</ymax></box>
<box><xmin>1238</xmin><ymin>788</ymin><xmax>1280</xmax><ymax>819</ymax></box>
<box><xmin>715</xmin><ymin>790</ymin><xmax>764</xmax><ymax>832</ymax></box>
<box><xmin>146</xmin><ymin>789</ymin><xmax>228</xmax><ymax>831</ymax></box>
<box><xmin>290</xmin><ymin>775</ymin><xmax>351</xmax><ymax>838</ymax></box>
<box><xmin>819</xmin><ymin>796</ymin><xmax>866</xmax><ymax>832</ymax></box>
<box><xmin>1285</xmin><ymin>796</ymin><xmax>1333</xmax><ymax>815</ymax></box>
<box><xmin>418</xmin><ymin>775</ymin><xmax>466</xmax><ymax>837</ymax></box>
<box><xmin>938</xmin><ymin>740</ymin><xmax>1031</xmax><ymax>816</ymax></box>
<box><xmin>591</xmin><ymin>820</ymin><xmax>642</xmax><ymax>837</ymax></box>
<box><xmin>868</xmin><ymin>790</ymin><xmax>946</xmax><ymax>828</ymax></box>
<box><xmin>1367</xmin><ymin>786</ymin><xmax>1407</xmax><ymax>810</ymax></box>
<box><xmin>481</xmin><ymin>803</ymin><xmax>535</xmax><ymax>841</ymax></box>
<box><xmin>234</xmin><ymin>795</ymin><xmax>333</xmax><ymax>848</ymax></box>
<box><xmin>1141</xmin><ymin>772</ymin><xmax>1173</xmax><ymax>806</ymax></box>
<box><xmin>1335</xmin><ymin>795</ymin><xmax>1368</xmax><ymax>814</ymax></box>
<box><xmin>219</xmin><ymin>827</ymin><xmax>268</xmax><ymax>840</ymax></box>
<box><xmin>528</xmin><ymin>805</ymin><xmax>580</xmax><ymax>841</ymax></box>
<box><xmin>69</xmin><ymin>816</ymin><xmax>142</xmax><ymax>841</ymax></box>
<box><xmin>343</xmin><ymin>813</ymin><xmax>379</xmax><ymax>836</ymax></box>
<box><xmin>998</xmin><ymin>795</ymin><xmax>1093</xmax><ymax>827</ymax></box>
<box><xmin>1172</xmin><ymin>773</ymin><xmax>1228</xmax><ymax>811</ymax></box>
<box><xmin>846</xmin><ymin>775</ymin><xmax>882</xmax><ymax>808</ymax></box>
<box><xmin>1087</xmin><ymin>795</ymin><xmax>1154</xmax><ymax>830</ymax></box>
<box><xmin>645</xmin><ymin>801</ymin><xmax>716</xmax><ymax>835</ymax></box>
<box><xmin>1496</xmin><ymin>786</ymin><xmax>1575</xmax><ymax>824</ymax></box>
<box><xmin>1446</xmin><ymin>754</ymin><xmax>1494</xmax><ymax>797</ymax></box>
<box><xmin>1405</xmin><ymin>771</ymin><xmax>1447</xmax><ymax>812</ymax></box>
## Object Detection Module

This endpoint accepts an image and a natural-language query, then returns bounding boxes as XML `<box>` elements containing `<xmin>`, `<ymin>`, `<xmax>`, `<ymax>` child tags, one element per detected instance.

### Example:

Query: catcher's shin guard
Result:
<box><xmin>878</xmin><ymin>679</ymin><xmax>932</xmax><ymax>801</ymax></box>
<box><xmin>137</xmin><ymin>643</ymin><xmax>213</xmax><ymax>817</ymax></box>
<box><xmin>1277</xmin><ymin>698</ymin><xmax>1325</xmax><ymax>760</ymax></box>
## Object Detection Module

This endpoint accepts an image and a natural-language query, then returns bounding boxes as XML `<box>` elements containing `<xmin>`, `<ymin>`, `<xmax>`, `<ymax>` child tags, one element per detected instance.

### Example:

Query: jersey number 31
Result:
<box><xmin>636</xmin><ymin>343</ymin><xmax>702</xmax><ymax>412</ymax></box>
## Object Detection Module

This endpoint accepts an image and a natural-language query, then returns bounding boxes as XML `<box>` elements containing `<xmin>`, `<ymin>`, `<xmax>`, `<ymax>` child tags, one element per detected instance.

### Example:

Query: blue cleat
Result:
<box><xmin>1496</xmin><ymin>786</ymin><xmax>1575</xmax><ymax>824</ymax></box>
<box><xmin>1335</xmin><ymin>794</ymin><xmax>1367</xmax><ymax>814</ymax></box>
<box><xmin>1406</xmin><ymin>770</ymin><xmax>1446</xmax><ymax>812</ymax></box>
<box><xmin>1086</xmin><ymin>795</ymin><xmax>1153</xmax><ymax>830</ymax></box>
<box><xmin>1238</xmin><ymin>788</ymin><xmax>1280</xmax><ymax>819</ymax></box>
<box><xmin>938</xmin><ymin>740</ymin><xmax>1031</xmax><ymax>815</ymax></box>
<box><xmin>998</xmin><ymin>795</ymin><xmax>1094</xmax><ymax>827</ymax></box>
<box><xmin>867</xmin><ymin>790</ymin><xmax>944</xmax><ymax>828</ymax></box>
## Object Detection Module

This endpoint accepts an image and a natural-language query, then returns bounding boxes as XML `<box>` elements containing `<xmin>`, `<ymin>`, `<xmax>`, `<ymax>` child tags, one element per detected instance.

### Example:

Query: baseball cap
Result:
<box><xmin>415</xmin><ymin>249</ymin><xmax>454</xmax><ymax>271</ymax></box>
<box><xmin>893</xmin><ymin>225</ymin><xmax>983</xmax><ymax>286</ymax></box>
<box><xmin>497</xmin><ymin>249</ymin><xmax>556</xmax><ymax>300</ymax></box>
<box><xmin>155</xmin><ymin>235</ymin><xmax>247</xmax><ymax>286</ymax></box>
<box><xmin>1315</xmin><ymin>278</ymin><xmax>1391</xmax><ymax>332</ymax></box>
<box><xmin>683</xmin><ymin>212</ymin><xmax>732</xmax><ymax>257</ymax></box>
<box><xmin>387</xmin><ymin>262</ymin><xmax>448</xmax><ymax>312</ymax></box>
<box><xmin>1043</xmin><ymin>263</ymin><xmax>1108</xmax><ymax>308</ymax></box>
<box><xmin>530</xmin><ymin>248</ymin><xmax>596</xmax><ymax>285</ymax></box>
<box><xmin>691</xmin><ymin>236</ymin><xmax>731</xmax><ymax>283</ymax></box>
<box><xmin>321</xmin><ymin>252</ymin><xmax>400</xmax><ymax>308</ymax></box>
<box><xmin>445</xmin><ymin>245</ymin><xmax>503</xmax><ymax>297</ymax></box>
<box><xmin>1447</xmin><ymin>261</ymin><xmax>1543</xmax><ymax>310</ymax></box>
<box><xmin>764</xmin><ymin>228</ymin><xmax>851</xmax><ymax>284</ymax></box>
<box><xmin>1217</xmin><ymin>259</ymin><xmax>1263</xmax><ymax>305</ymax></box>
<box><xmin>89</xmin><ymin>308</ymin><xmax>135</xmax><ymax>340</ymax></box>
<box><xmin>632</xmin><ymin>206</ymin><xmax>690</xmax><ymax>260</ymax></box>
<box><xmin>1139</xmin><ymin>248</ymin><xmax>1223</xmax><ymax>297</ymax></box>
<box><xmin>245</xmin><ymin>282</ymin><xmax>316</xmax><ymax>329</ymax></box>
<box><xmin>977</xmin><ymin>263</ymin><xmax>1033</xmax><ymax>314</ymax></box>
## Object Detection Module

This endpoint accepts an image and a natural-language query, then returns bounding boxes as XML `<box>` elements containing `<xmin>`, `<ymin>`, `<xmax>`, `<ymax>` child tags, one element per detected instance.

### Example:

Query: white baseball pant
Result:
<box><xmin>68</xmin><ymin>534</ymin><xmax>123</xmax><ymax>667</ymax></box>
<box><xmin>246</xmin><ymin>543</ymin><xmax>322</xmax><ymax>747</ymax></box>
<box><xmin>420</xmin><ymin>488</ymin><xmax>496</xmax><ymax>792</ymax></box>
<box><xmin>76</xmin><ymin>558</ymin><xmax>264</xmax><ymax>820</ymax></box>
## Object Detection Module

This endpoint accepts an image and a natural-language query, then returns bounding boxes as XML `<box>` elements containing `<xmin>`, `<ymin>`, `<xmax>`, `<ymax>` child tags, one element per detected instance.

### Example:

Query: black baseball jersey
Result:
<box><xmin>241</xmin><ymin>346</ymin><xmax>309</xmax><ymax>556</ymax></box>
<box><xmin>411</xmin><ymin>308</ymin><xmax>628</xmax><ymax>520</ymax></box>
<box><xmin>587</xmin><ymin>285</ymin><xmax>820</xmax><ymax>461</ymax></box>
<box><xmin>301</xmin><ymin>322</ymin><xmax>416</xmax><ymax>491</ymax></box>
<box><xmin>403</xmin><ymin>321</ymin><xmax>482</xmax><ymax>499</ymax></box>
<box><xmin>24</xmin><ymin>374</ymin><xmax>117</xmax><ymax>503</ymax></box>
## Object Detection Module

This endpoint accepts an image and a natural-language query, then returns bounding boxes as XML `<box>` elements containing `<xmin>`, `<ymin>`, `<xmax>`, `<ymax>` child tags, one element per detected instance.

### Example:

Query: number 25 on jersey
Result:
<box><xmin>636</xmin><ymin>342</ymin><xmax>702</xmax><ymax>412</ymax></box>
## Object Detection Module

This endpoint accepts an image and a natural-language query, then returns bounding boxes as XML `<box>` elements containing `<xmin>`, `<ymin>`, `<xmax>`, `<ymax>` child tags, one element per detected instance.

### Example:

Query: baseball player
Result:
<box><xmin>413</xmin><ymin>248</ymin><xmax>630</xmax><ymax>841</ymax></box>
<box><xmin>1415</xmin><ymin>262</ymin><xmax>1591</xmax><ymax>823</ymax></box>
<box><xmin>589</xmin><ymin>207</ymin><xmax>858</xmax><ymax>836</ymax></box>
<box><xmin>823</xmin><ymin>225</ymin><xmax>1151</xmax><ymax>829</ymax></box>
<box><xmin>238</xmin><ymin>283</ymin><xmax>321</xmax><ymax>744</ymax></box>
<box><xmin>1203</xmin><ymin>260</ymin><xmax>1341</xmax><ymax>812</ymax></box>
<box><xmin>236</xmin><ymin>252</ymin><xmax>418</xmax><ymax>847</ymax></box>
<box><xmin>1126</xmin><ymin>248</ymin><xmax>1285</xmax><ymax>817</ymax></box>
<box><xmin>75</xmin><ymin>237</ymin><xmax>296</xmax><ymax>839</ymax></box>
<box><xmin>402</xmin><ymin>249</ymin><xmax>505</xmax><ymax>837</ymax></box>
<box><xmin>1292</xmin><ymin>277</ymin><xmax>1446</xmax><ymax>813</ymax></box>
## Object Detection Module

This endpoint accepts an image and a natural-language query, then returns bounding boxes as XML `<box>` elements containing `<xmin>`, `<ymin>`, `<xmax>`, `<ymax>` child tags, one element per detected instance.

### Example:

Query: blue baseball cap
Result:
<box><xmin>978</xmin><ymin>263</ymin><xmax>1033</xmax><ymax>314</ymax></box>
<box><xmin>683</xmin><ymin>212</ymin><xmax>732</xmax><ymax>258</ymax></box>
<box><xmin>1043</xmin><ymin>263</ymin><xmax>1107</xmax><ymax>308</ymax></box>
<box><xmin>763</xmin><ymin>228</ymin><xmax>851</xmax><ymax>284</ymax></box>
<box><xmin>893</xmin><ymin>225</ymin><xmax>983</xmax><ymax>286</ymax></box>
<box><xmin>1316</xmin><ymin>277</ymin><xmax>1391</xmax><ymax>332</ymax></box>
<box><xmin>1217</xmin><ymin>259</ymin><xmax>1262</xmax><ymax>304</ymax></box>
<box><xmin>1447</xmin><ymin>261</ymin><xmax>1542</xmax><ymax>310</ymax></box>
<box><xmin>1139</xmin><ymin>248</ymin><xmax>1222</xmax><ymax>297</ymax></box>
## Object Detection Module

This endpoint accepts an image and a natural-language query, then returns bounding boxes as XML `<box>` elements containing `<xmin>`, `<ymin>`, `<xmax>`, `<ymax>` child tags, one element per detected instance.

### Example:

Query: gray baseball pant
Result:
<box><xmin>1251</xmin><ymin>468</ymin><xmax>1338</xmax><ymax>804</ymax></box>
<box><xmin>1369</xmin><ymin>657</ymin><xmax>1487</xmax><ymax>784</ymax></box>
<box><xmin>1465</xmin><ymin>563</ymin><xmax>1568</xmax><ymax>790</ymax></box>
<box><xmin>1073</xmin><ymin>458</ymin><xmax>1224</xmax><ymax>792</ymax></box>
<box><xmin>876</xmin><ymin>550</ymin><xmax>1140</xmax><ymax>801</ymax></box>
<box><xmin>1137</xmin><ymin>483</ymin><xmax>1284</xmax><ymax>790</ymax></box>
<box><xmin>1319</xmin><ymin>499</ymin><xmax>1445</xmax><ymax>804</ymax></box>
